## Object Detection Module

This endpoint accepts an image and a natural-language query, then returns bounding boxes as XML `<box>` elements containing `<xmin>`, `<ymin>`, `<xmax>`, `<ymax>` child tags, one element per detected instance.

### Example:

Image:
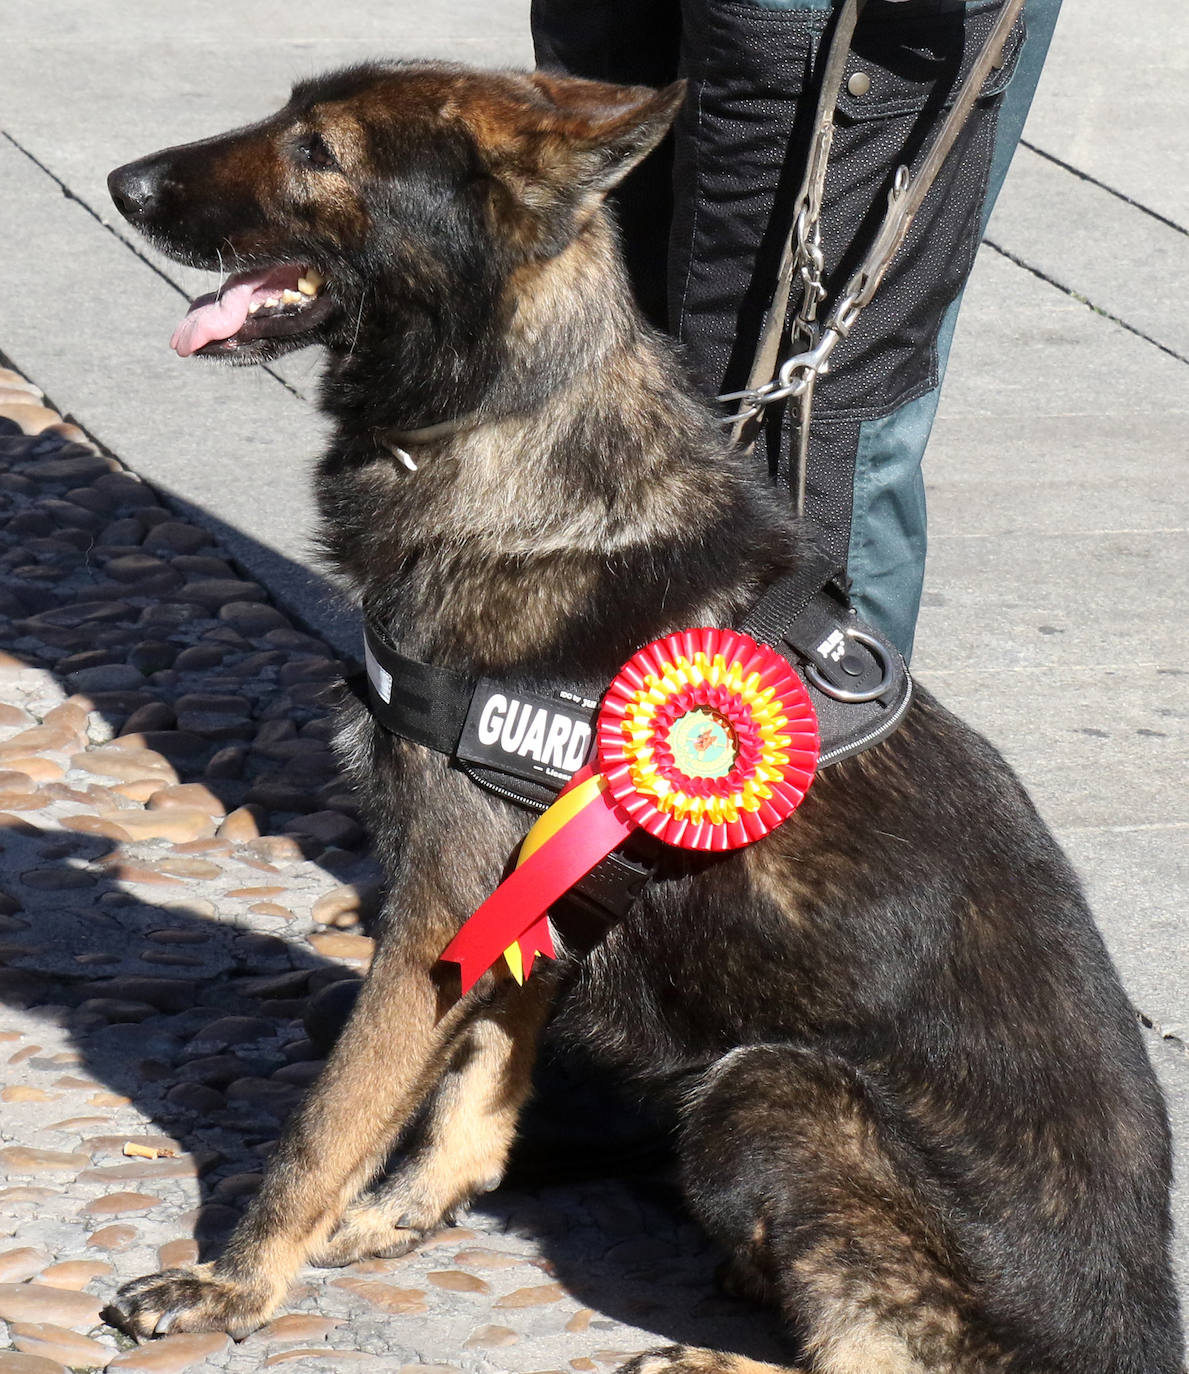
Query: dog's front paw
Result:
<box><xmin>308</xmin><ymin>1204</ymin><xmax>425</xmax><ymax>1268</ymax></box>
<box><xmin>104</xmin><ymin>1264</ymin><xmax>275</xmax><ymax>1341</ymax></box>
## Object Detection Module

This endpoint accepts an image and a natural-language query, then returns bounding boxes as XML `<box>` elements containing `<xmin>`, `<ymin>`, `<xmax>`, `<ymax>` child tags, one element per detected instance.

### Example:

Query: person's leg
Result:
<box><xmin>843</xmin><ymin>0</ymin><xmax>1065</xmax><ymax>657</ymax></box>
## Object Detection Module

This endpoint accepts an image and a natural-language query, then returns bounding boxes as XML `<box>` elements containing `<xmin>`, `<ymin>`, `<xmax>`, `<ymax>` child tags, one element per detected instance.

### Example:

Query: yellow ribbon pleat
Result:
<box><xmin>502</xmin><ymin>772</ymin><xmax>611</xmax><ymax>980</ymax></box>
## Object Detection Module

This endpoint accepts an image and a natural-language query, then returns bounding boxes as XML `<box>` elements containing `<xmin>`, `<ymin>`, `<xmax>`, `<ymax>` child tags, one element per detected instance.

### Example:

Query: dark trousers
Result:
<box><xmin>532</xmin><ymin>0</ymin><xmax>1062</xmax><ymax>658</ymax></box>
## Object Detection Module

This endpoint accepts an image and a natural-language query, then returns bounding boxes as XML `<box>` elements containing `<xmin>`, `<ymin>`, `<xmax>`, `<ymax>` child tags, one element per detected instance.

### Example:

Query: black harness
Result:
<box><xmin>356</xmin><ymin>548</ymin><xmax>911</xmax><ymax>949</ymax></box>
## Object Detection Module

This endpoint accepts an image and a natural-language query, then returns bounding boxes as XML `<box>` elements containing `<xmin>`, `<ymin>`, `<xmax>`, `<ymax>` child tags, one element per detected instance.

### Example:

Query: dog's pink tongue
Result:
<box><xmin>170</xmin><ymin>267</ymin><xmax>290</xmax><ymax>357</ymax></box>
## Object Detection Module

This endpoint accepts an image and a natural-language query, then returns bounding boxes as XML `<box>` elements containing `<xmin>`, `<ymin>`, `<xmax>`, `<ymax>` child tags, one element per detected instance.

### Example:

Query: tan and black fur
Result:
<box><xmin>106</xmin><ymin>62</ymin><xmax>1182</xmax><ymax>1373</ymax></box>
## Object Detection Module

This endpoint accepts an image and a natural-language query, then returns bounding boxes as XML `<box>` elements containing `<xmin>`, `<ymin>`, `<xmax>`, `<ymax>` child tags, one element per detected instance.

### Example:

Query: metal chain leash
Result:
<box><xmin>721</xmin><ymin>0</ymin><xmax>1025</xmax><ymax>517</ymax></box>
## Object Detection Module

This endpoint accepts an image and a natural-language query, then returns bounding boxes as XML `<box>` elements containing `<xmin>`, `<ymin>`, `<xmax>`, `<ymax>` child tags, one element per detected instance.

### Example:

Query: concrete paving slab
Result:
<box><xmin>1019</xmin><ymin>0</ymin><xmax>1189</xmax><ymax>230</ymax></box>
<box><xmin>986</xmin><ymin>144</ymin><xmax>1189</xmax><ymax>359</ymax></box>
<box><xmin>0</xmin><ymin>2</ymin><xmax>534</xmax><ymax>229</ymax></box>
<box><xmin>1144</xmin><ymin>1028</ymin><xmax>1189</xmax><ymax>1292</ymax></box>
<box><xmin>918</xmin><ymin>527</ymin><xmax>1186</xmax><ymax>669</ymax></box>
<box><xmin>1067</xmin><ymin>828</ymin><xmax>1189</xmax><ymax>1035</ymax></box>
<box><xmin>925</xmin><ymin>475</ymin><xmax>1186</xmax><ymax>540</ymax></box>
<box><xmin>927</xmin><ymin>247</ymin><xmax>1189</xmax><ymax>421</ymax></box>
<box><xmin>914</xmin><ymin>664</ymin><xmax>1188</xmax><ymax>831</ymax></box>
<box><xmin>922</xmin><ymin>407</ymin><xmax>1188</xmax><ymax>497</ymax></box>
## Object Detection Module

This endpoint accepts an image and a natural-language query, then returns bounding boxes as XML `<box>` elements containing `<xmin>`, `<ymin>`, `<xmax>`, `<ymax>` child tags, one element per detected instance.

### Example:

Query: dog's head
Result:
<box><xmin>108</xmin><ymin>62</ymin><xmax>683</xmax><ymax>367</ymax></box>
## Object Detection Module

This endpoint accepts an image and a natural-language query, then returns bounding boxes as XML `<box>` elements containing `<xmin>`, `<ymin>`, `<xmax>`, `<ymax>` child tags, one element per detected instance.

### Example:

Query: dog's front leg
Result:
<box><xmin>312</xmin><ymin>967</ymin><xmax>556</xmax><ymax>1267</ymax></box>
<box><xmin>108</xmin><ymin>935</ymin><xmax>477</xmax><ymax>1340</ymax></box>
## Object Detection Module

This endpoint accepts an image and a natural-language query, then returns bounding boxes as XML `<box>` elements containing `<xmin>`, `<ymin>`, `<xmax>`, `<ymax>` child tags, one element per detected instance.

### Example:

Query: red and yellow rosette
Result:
<box><xmin>440</xmin><ymin>628</ymin><xmax>819</xmax><ymax>992</ymax></box>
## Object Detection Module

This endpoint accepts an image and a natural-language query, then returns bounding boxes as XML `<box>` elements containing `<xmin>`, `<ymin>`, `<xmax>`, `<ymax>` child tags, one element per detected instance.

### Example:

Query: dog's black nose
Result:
<box><xmin>107</xmin><ymin>161</ymin><xmax>160</xmax><ymax>223</ymax></box>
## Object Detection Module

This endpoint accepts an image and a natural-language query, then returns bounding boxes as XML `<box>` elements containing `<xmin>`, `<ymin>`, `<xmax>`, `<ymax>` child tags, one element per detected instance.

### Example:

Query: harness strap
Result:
<box><xmin>363</xmin><ymin>631</ymin><xmax>473</xmax><ymax>755</ymax></box>
<box><xmin>737</xmin><ymin>536</ymin><xmax>841</xmax><ymax>645</ymax></box>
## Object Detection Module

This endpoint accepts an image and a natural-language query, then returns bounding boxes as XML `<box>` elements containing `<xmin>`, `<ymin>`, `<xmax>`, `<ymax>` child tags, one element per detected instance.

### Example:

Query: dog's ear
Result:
<box><xmin>481</xmin><ymin>76</ymin><xmax>685</xmax><ymax>253</ymax></box>
<box><xmin>525</xmin><ymin>74</ymin><xmax>686</xmax><ymax>196</ymax></box>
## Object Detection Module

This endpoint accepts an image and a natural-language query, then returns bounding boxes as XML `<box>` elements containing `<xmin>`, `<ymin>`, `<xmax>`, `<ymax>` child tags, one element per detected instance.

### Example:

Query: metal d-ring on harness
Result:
<box><xmin>721</xmin><ymin>0</ymin><xmax>1027</xmax><ymax>517</ymax></box>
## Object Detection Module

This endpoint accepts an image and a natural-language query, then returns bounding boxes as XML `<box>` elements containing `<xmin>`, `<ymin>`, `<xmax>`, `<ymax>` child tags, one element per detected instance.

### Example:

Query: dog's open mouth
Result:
<box><xmin>171</xmin><ymin>264</ymin><xmax>334</xmax><ymax>359</ymax></box>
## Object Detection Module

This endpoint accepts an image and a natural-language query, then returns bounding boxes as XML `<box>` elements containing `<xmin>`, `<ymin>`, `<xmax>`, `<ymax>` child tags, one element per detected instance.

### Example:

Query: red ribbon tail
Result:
<box><xmin>440</xmin><ymin>785</ymin><xmax>632</xmax><ymax>994</ymax></box>
<box><xmin>516</xmin><ymin>914</ymin><xmax>556</xmax><ymax>982</ymax></box>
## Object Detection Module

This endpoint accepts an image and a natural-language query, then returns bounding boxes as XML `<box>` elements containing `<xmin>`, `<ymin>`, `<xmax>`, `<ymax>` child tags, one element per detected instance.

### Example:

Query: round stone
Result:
<box><xmin>165</xmin><ymin>1083</ymin><xmax>223</xmax><ymax>1114</ymax></box>
<box><xmin>105</xmin><ymin>1331</ymin><xmax>230</xmax><ymax>1372</ymax></box>
<box><xmin>308</xmin><ymin>933</ymin><xmax>375</xmax><ymax>964</ymax></box>
<box><xmin>158</xmin><ymin>1238</ymin><xmax>200</xmax><ymax>1268</ymax></box>
<box><xmin>0</xmin><ymin>1351</ymin><xmax>72</xmax><ymax>1374</ymax></box>
<box><xmin>3</xmin><ymin>757</ymin><xmax>63</xmax><ymax>782</ymax></box>
<box><xmin>428</xmin><ymin>1270</ymin><xmax>490</xmax><ymax>1293</ymax></box>
<box><xmin>33</xmin><ymin>1260</ymin><xmax>112</xmax><ymax>1290</ymax></box>
<box><xmin>0</xmin><ymin>1147</ymin><xmax>91</xmax><ymax>1174</ymax></box>
<box><xmin>83</xmin><ymin>1191</ymin><xmax>162</xmax><ymax>1215</ymax></box>
<box><xmin>493</xmin><ymin>1282</ymin><xmax>566</xmax><ymax>1308</ymax></box>
<box><xmin>464</xmin><ymin>1325</ymin><xmax>519</xmax><ymax>1349</ymax></box>
<box><xmin>59</xmin><ymin>814</ymin><xmax>133</xmax><ymax>844</ymax></box>
<box><xmin>172</xmin><ymin>645</ymin><xmax>229</xmax><ymax>672</ymax></box>
<box><xmin>84</xmin><ymin>1224</ymin><xmax>139</xmax><ymax>1250</ymax></box>
<box><xmin>0</xmin><ymin>1282</ymin><xmax>102</xmax><ymax>1326</ymax></box>
<box><xmin>0</xmin><ymin>726</ymin><xmax>78</xmax><ymax>757</ymax></box>
<box><xmin>147</xmin><ymin>783</ymin><xmax>226</xmax><ymax>818</ymax></box>
<box><xmin>9</xmin><ymin>1322</ymin><xmax>114</xmax><ymax>1369</ymax></box>
<box><xmin>179</xmin><ymin>579</ymin><xmax>268</xmax><ymax>608</ymax></box>
<box><xmin>218</xmin><ymin>807</ymin><xmax>266</xmax><ymax>840</ymax></box>
<box><xmin>282</xmin><ymin>810</ymin><xmax>365</xmax><ymax>850</ymax></box>
<box><xmin>256</xmin><ymin>1314</ymin><xmax>342</xmax><ymax>1343</ymax></box>
<box><xmin>65</xmin><ymin>664</ymin><xmax>146</xmax><ymax>692</ymax></box>
<box><xmin>141</xmin><ymin>522</ymin><xmax>211</xmax><ymax>555</ymax></box>
<box><xmin>0</xmin><ymin>1249</ymin><xmax>50</xmax><ymax>1283</ymax></box>
<box><xmin>0</xmin><ymin>404</ymin><xmax>61</xmax><ymax>434</ymax></box>
<box><xmin>95</xmin><ymin>473</ymin><xmax>161</xmax><ymax>508</ymax></box>
<box><xmin>102</xmin><ymin>808</ymin><xmax>217</xmax><ymax>843</ymax></box>
<box><xmin>219</xmin><ymin>602</ymin><xmax>289</xmax><ymax>635</ymax></box>
<box><xmin>42</xmin><ymin>699</ymin><xmax>89</xmax><ymax>733</ymax></box>
<box><xmin>206</xmin><ymin>745</ymin><xmax>249</xmax><ymax>780</ymax></box>
<box><xmin>71</xmin><ymin>747</ymin><xmax>177</xmax><ymax>784</ymax></box>
<box><xmin>128</xmin><ymin>643</ymin><xmax>178</xmax><ymax>676</ymax></box>
<box><xmin>329</xmin><ymin>1278</ymin><xmax>427</xmax><ymax>1314</ymax></box>
<box><xmin>311</xmin><ymin>883</ymin><xmax>382</xmax><ymax>928</ymax></box>
<box><xmin>152</xmin><ymin>857</ymin><xmax>222</xmax><ymax>879</ymax></box>
<box><xmin>0</xmin><ymin>1087</ymin><xmax>59</xmax><ymax>1104</ymax></box>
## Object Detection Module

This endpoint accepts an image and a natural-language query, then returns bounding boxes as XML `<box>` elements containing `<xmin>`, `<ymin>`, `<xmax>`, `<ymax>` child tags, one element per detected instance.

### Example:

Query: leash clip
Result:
<box><xmin>718</xmin><ymin>325</ymin><xmax>843</xmax><ymax>423</ymax></box>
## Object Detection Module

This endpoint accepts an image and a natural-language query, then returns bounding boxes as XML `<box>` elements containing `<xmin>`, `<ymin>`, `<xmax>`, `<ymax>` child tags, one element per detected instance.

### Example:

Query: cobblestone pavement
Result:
<box><xmin>0</xmin><ymin>371</ymin><xmax>784</xmax><ymax>1373</ymax></box>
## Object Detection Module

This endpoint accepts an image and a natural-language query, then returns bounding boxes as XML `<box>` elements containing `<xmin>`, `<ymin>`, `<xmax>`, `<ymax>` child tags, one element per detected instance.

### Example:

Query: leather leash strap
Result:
<box><xmin>730</xmin><ymin>0</ymin><xmax>866</xmax><ymax>454</ymax></box>
<box><xmin>729</xmin><ymin>0</ymin><xmax>1026</xmax><ymax>459</ymax></box>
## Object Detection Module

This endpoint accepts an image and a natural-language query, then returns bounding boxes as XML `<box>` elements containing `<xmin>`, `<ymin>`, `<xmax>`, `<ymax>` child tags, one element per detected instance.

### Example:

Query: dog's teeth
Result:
<box><xmin>297</xmin><ymin>275</ymin><xmax>319</xmax><ymax>296</ymax></box>
<box><xmin>248</xmin><ymin>301</ymin><xmax>261</xmax><ymax>314</ymax></box>
<box><xmin>264</xmin><ymin>296</ymin><xmax>280</xmax><ymax>308</ymax></box>
<box><xmin>281</xmin><ymin>289</ymin><xmax>304</xmax><ymax>305</ymax></box>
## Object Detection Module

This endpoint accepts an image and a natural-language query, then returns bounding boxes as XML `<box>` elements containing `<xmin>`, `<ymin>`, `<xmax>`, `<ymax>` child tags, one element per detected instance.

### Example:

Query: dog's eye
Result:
<box><xmin>297</xmin><ymin>134</ymin><xmax>338</xmax><ymax>171</ymax></box>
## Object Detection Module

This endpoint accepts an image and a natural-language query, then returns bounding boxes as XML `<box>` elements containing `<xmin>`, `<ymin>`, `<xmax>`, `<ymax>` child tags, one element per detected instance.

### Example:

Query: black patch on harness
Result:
<box><xmin>456</xmin><ymin>682</ymin><xmax>598</xmax><ymax>787</ymax></box>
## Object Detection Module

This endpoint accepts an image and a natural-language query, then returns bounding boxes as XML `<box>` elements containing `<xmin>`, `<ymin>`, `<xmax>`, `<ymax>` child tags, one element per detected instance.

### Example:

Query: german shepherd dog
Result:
<box><xmin>106</xmin><ymin>63</ymin><xmax>1182</xmax><ymax>1372</ymax></box>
